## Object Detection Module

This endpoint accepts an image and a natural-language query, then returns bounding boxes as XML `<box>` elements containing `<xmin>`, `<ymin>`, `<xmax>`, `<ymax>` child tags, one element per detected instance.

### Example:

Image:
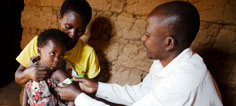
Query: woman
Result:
<box><xmin>15</xmin><ymin>0</ymin><xmax>100</xmax><ymax>89</ymax></box>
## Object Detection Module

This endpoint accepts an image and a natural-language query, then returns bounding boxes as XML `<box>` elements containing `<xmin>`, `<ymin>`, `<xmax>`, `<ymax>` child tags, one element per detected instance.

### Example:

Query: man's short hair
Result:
<box><xmin>154</xmin><ymin>1</ymin><xmax>200</xmax><ymax>49</ymax></box>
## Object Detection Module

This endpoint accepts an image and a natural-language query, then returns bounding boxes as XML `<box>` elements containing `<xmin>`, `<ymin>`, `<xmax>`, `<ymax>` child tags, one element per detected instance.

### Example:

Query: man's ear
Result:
<box><xmin>164</xmin><ymin>36</ymin><xmax>175</xmax><ymax>51</ymax></box>
<box><xmin>58</xmin><ymin>15</ymin><xmax>62</xmax><ymax>23</ymax></box>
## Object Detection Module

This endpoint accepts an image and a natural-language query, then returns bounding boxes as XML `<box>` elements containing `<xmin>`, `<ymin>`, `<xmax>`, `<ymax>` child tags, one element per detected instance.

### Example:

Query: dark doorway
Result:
<box><xmin>0</xmin><ymin>0</ymin><xmax>24</xmax><ymax>87</ymax></box>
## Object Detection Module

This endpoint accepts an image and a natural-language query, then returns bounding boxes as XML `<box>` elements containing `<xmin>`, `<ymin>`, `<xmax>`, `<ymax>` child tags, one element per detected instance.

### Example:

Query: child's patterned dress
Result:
<box><xmin>25</xmin><ymin>56</ymin><xmax>77</xmax><ymax>106</ymax></box>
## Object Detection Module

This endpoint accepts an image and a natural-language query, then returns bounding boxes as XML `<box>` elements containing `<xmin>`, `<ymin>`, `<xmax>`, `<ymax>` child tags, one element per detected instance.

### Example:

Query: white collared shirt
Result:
<box><xmin>75</xmin><ymin>48</ymin><xmax>223</xmax><ymax>106</ymax></box>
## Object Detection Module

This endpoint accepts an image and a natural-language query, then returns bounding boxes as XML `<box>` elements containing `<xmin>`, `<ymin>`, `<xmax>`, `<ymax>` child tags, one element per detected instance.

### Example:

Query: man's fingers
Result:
<box><xmin>56</xmin><ymin>86</ymin><xmax>61</xmax><ymax>92</ymax></box>
<box><xmin>73</xmin><ymin>77</ymin><xmax>87</xmax><ymax>82</ymax></box>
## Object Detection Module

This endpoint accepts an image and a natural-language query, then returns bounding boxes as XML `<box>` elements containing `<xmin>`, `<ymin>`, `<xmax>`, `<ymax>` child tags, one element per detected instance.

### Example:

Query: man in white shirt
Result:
<box><xmin>57</xmin><ymin>1</ymin><xmax>223</xmax><ymax>106</ymax></box>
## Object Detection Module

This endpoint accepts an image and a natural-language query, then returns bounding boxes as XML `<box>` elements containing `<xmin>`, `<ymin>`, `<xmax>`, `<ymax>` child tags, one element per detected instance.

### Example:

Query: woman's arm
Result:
<box><xmin>15</xmin><ymin>65</ymin><xmax>48</xmax><ymax>84</ymax></box>
<box><xmin>15</xmin><ymin>65</ymin><xmax>29</xmax><ymax>84</ymax></box>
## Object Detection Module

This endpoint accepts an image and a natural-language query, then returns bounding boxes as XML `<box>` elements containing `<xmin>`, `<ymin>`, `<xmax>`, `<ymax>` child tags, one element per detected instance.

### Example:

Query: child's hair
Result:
<box><xmin>60</xmin><ymin>0</ymin><xmax>92</xmax><ymax>23</ymax></box>
<box><xmin>37</xmin><ymin>28</ymin><xmax>70</xmax><ymax>48</ymax></box>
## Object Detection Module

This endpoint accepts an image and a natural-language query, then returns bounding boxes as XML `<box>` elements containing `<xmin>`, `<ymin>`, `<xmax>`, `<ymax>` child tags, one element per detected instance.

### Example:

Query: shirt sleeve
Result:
<box><xmin>129</xmin><ymin>91</ymin><xmax>188</xmax><ymax>106</ymax></box>
<box><xmin>131</xmin><ymin>92</ymin><xmax>163</xmax><ymax>106</ymax></box>
<box><xmin>87</xmin><ymin>48</ymin><xmax>100</xmax><ymax>79</ymax></box>
<box><xmin>134</xmin><ymin>88</ymin><xmax>192</xmax><ymax>106</ymax></box>
<box><xmin>16</xmin><ymin>36</ymin><xmax>38</xmax><ymax>68</ymax></box>
<box><xmin>95</xmin><ymin>71</ymin><xmax>152</xmax><ymax>105</ymax></box>
<box><xmin>75</xmin><ymin>93</ymin><xmax>109</xmax><ymax>106</ymax></box>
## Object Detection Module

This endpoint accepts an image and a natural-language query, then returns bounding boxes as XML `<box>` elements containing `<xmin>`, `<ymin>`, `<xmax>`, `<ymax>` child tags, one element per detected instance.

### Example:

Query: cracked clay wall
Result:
<box><xmin>20</xmin><ymin>0</ymin><xmax>236</xmax><ymax>105</ymax></box>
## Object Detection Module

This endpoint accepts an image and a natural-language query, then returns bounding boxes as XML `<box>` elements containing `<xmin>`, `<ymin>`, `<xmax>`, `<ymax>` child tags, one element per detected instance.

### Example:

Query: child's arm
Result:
<box><xmin>52</xmin><ymin>69</ymin><xmax>76</xmax><ymax>105</ymax></box>
<box><xmin>51</xmin><ymin>60</ymin><xmax>68</xmax><ymax>82</ymax></box>
<box><xmin>51</xmin><ymin>69</ymin><xmax>68</xmax><ymax>83</ymax></box>
<box><xmin>22</xmin><ymin>85</ymin><xmax>29</xmax><ymax>106</ymax></box>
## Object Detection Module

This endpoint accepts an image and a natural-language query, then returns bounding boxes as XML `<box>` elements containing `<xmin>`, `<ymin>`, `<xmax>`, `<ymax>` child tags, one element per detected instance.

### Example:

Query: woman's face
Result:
<box><xmin>59</xmin><ymin>11</ymin><xmax>88</xmax><ymax>43</ymax></box>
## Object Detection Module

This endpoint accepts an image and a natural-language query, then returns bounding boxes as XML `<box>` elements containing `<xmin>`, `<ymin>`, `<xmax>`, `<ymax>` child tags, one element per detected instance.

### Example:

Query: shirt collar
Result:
<box><xmin>155</xmin><ymin>48</ymin><xmax>193</xmax><ymax>76</ymax></box>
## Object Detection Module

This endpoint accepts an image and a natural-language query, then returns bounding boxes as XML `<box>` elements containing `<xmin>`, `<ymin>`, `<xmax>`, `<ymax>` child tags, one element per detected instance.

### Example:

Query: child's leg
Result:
<box><xmin>22</xmin><ymin>85</ymin><xmax>28</xmax><ymax>106</ymax></box>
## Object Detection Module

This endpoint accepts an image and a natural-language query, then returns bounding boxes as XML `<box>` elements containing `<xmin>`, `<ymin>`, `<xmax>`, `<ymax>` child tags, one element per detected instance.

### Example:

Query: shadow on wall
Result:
<box><xmin>194</xmin><ymin>48</ymin><xmax>236</xmax><ymax>106</ymax></box>
<box><xmin>88</xmin><ymin>16</ymin><xmax>125</xmax><ymax>106</ymax></box>
<box><xmin>88</xmin><ymin>16</ymin><xmax>113</xmax><ymax>82</ymax></box>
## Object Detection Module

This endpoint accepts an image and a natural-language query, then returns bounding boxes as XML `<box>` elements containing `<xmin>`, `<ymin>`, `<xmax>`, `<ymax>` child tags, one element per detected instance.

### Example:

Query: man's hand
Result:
<box><xmin>74</xmin><ymin>77</ymin><xmax>98</xmax><ymax>94</ymax></box>
<box><xmin>57</xmin><ymin>85</ymin><xmax>81</xmax><ymax>101</ymax></box>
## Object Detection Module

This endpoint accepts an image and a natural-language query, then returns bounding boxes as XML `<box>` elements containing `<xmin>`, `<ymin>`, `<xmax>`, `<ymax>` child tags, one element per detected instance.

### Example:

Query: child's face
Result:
<box><xmin>38</xmin><ymin>39</ymin><xmax>66</xmax><ymax>70</ymax></box>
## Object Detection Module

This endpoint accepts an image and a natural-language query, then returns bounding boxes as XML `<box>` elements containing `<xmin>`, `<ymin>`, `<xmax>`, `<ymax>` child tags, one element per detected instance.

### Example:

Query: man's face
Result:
<box><xmin>141</xmin><ymin>15</ymin><xmax>167</xmax><ymax>60</ymax></box>
<box><xmin>39</xmin><ymin>39</ymin><xmax>66</xmax><ymax>70</ymax></box>
<box><xmin>59</xmin><ymin>11</ymin><xmax>88</xmax><ymax>43</ymax></box>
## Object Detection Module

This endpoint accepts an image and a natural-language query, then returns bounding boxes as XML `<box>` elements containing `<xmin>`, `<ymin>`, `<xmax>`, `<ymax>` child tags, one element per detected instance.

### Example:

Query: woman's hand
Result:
<box><xmin>74</xmin><ymin>77</ymin><xmax>98</xmax><ymax>94</ymax></box>
<box><xmin>57</xmin><ymin>84</ymin><xmax>81</xmax><ymax>101</ymax></box>
<box><xmin>15</xmin><ymin>65</ymin><xmax>48</xmax><ymax>84</ymax></box>
<box><xmin>25</xmin><ymin>55</ymin><xmax>48</xmax><ymax>82</ymax></box>
<box><xmin>25</xmin><ymin>66</ymin><xmax>48</xmax><ymax>82</ymax></box>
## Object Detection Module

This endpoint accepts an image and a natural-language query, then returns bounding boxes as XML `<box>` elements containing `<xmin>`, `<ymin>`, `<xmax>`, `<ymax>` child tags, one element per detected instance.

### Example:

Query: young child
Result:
<box><xmin>22</xmin><ymin>29</ymin><xmax>77</xmax><ymax>106</ymax></box>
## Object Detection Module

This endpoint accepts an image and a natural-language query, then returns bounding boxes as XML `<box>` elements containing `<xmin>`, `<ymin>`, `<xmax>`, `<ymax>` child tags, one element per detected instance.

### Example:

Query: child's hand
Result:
<box><xmin>25</xmin><ymin>66</ymin><xmax>48</xmax><ymax>82</ymax></box>
<box><xmin>73</xmin><ymin>77</ymin><xmax>98</xmax><ymax>94</ymax></box>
